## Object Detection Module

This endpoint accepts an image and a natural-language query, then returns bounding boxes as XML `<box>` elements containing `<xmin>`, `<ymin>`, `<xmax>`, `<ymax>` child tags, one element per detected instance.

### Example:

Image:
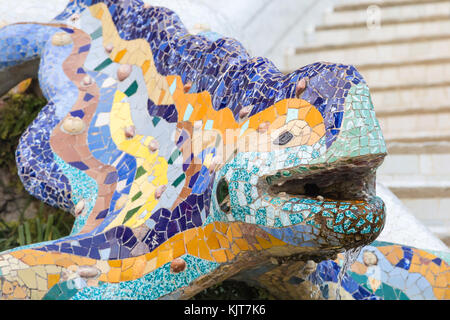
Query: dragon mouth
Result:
<box><xmin>253</xmin><ymin>153</ymin><xmax>388</xmax><ymax>251</ymax></box>
<box><xmin>266</xmin><ymin>154</ymin><xmax>385</xmax><ymax>202</ymax></box>
<box><xmin>216</xmin><ymin>153</ymin><xmax>387</xmax><ymax>254</ymax></box>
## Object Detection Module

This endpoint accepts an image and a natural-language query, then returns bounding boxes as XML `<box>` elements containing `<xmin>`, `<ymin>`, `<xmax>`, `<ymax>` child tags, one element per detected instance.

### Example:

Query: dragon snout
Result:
<box><xmin>215</xmin><ymin>150</ymin><xmax>387</xmax><ymax>257</ymax></box>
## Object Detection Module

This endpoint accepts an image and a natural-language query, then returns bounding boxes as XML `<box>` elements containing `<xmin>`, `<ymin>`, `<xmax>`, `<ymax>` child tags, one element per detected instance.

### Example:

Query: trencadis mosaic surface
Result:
<box><xmin>0</xmin><ymin>0</ymin><xmax>448</xmax><ymax>300</ymax></box>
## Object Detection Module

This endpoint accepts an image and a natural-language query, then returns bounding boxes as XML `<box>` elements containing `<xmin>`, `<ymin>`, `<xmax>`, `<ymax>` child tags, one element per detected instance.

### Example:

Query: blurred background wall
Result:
<box><xmin>1</xmin><ymin>0</ymin><xmax>449</xmax><ymax>244</ymax></box>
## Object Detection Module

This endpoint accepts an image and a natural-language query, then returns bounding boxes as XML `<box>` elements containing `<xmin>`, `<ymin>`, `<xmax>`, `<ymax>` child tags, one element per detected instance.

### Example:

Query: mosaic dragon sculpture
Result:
<box><xmin>0</xmin><ymin>0</ymin><xmax>448</xmax><ymax>300</ymax></box>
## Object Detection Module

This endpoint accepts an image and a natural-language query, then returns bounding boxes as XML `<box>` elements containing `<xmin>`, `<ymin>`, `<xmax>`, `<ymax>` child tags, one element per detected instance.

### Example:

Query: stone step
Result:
<box><xmin>333</xmin><ymin>0</ymin><xmax>448</xmax><ymax>13</ymax></box>
<box><xmin>359</xmin><ymin>58</ymin><xmax>450</xmax><ymax>90</ymax></box>
<box><xmin>371</xmin><ymin>82</ymin><xmax>450</xmax><ymax>114</ymax></box>
<box><xmin>378</xmin><ymin>109</ymin><xmax>450</xmax><ymax>144</ymax></box>
<box><xmin>309</xmin><ymin>19</ymin><xmax>450</xmax><ymax>48</ymax></box>
<box><xmin>286</xmin><ymin>35</ymin><xmax>450</xmax><ymax>71</ymax></box>
<box><xmin>379</xmin><ymin>163</ymin><xmax>450</xmax><ymax>235</ymax></box>
<box><xmin>322</xmin><ymin>0</ymin><xmax>450</xmax><ymax>27</ymax></box>
<box><xmin>400</xmin><ymin>198</ymin><xmax>450</xmax><ymax>239</ymax></box>
<box><xmin>385</xmin><ymin>184</ymin><xmax>450</xmax><ymax>199</ymax></box>
<box><xmin>379</xmin><ymin>153</ymin><xmax>450</xmax><ymax>180</ymax></box>
<box><xmin>379</xmin><ymin>179</ymin><xmax>450</xmax><ymax>238</ymax></box>
<box><xmin>383</xmin><ymin>131</ymin><xmax>450</xmax><ymax>146</ymax></box>
<box><xmin>322</xmin><ymin>2</ymin><xmax>450</xmax><ymax>31</ymax></box>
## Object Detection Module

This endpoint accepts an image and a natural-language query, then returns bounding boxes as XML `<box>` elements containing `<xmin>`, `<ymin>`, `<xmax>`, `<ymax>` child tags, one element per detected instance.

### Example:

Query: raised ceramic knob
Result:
<box><xmin>258</xmin><ymin>122</ymin><xmax>270</xmax><ymax>133</ymax></box>
<box><xmin>295</xmin><ymin>78</ymin><xmax>307</xmax><ymax>98</ymax></box>
<box><xmin>105</xmin><ymin>43</ymin><xmax>114</xmax><ymax>54</ymax></box>
<box><xmin>124</xmin><ymin>125</ymin><xmax>136</xmax><ymax>138</ymax></box>
<box><xmin>74</xmin><ymin>199</ymin><xmax>85</xmax><ymax>216</ymax></box>
<box><xmin>183</xmin><ymin>81</ymin><xmax>192</xmax><ymax>93</ymax></box>
<box><xmin>239</xmin><ymin>106</ymin><xmax>252</xmax><ymax>119</ymax></box>
<box><xmin>155</xmin><ymin>185</ymin><xmax>167</xmax><ymax>199</ymax></box>
<box><xmin>82</xmin><ymin>75</ymin><xmax>92</xmax><ymax>87</ymax></box>
<box><xmin>170</xmin><ymin>258</ymin><xmax>186</xmax><ymax>273</ymax></box>
<box><xmin>52</xmin><ymin>32</ymin><xmax>72</xmax><ymax>46</ymax></box>
<box><xmin>62</xmin><ymin>116</ymin><xmax>85</xmax><ymax>134</ymax></box>
<box><xmin>148</xmin><ymin>139</ymin><xmax>159</xmax><ymax>152</ymax></box>
<box><xmin>363</xmin><ymin>251</ymin><xmax>378</xmax><ymax>266</ymax></box>
<box><xmin>77</xmin><ymin>266</ymin><xmax>100</xmax><ymax>279</ymax></box>
<box><xmin>117</xmin><ymin>64</ymin><xmax>132</xmax><ymax>81</ymax></box>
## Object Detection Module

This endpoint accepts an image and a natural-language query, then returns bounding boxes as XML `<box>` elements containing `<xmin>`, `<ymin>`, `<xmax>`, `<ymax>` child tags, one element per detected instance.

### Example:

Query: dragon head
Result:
<box><xmin>0</xmin><ymin>0</ymin><xmax>386</xmax><ymax>300</ymax></box>
<box><xmin>212</xmin><ymin>61</ymin><xmax>387</xmax><ymax>254</ymax></box>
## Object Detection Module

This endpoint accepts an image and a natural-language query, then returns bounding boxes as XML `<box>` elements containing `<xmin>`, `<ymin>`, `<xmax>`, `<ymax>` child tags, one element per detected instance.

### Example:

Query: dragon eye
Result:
<box><xmin>273</xmin><ymin>131</ymin><xmax>294</xmax><ymax>146</ymax></box>
<box><xmin>216</xmin><ymin>177</ymin><xmax>230</xmax><ymax>213</ymax></box>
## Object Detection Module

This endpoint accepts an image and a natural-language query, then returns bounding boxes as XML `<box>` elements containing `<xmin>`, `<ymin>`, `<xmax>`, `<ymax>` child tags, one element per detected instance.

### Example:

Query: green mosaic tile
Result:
<box><xmin>135</xmin><ymin>166</ymin><xmax>147</xmax><ymax>180</ymax></box>
<box><xmin>90</xmin><ymin>26</ymin><xmax>103</xmax><ymax>40</ymax></box>
<box><xmin>94</xmin><ymin>58</ymin><xmax>113</xmax><ymax>71</ymax></box>
<box><xmin>123</xmin><ymin>206</ymin><xmax>142</xmax><ymax>223</ymax></box>
<box><xmin>124</xmin><ymin>81</ymin><xmax>138</xmax><ymax>97</ymax></box>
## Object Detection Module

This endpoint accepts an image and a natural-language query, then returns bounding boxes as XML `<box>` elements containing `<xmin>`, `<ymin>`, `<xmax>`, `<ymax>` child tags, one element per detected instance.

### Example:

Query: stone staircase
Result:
<box><xmin>284</xmin><ymin>0</ymin><xmax>450</xmax><ymax>239</ymax></box>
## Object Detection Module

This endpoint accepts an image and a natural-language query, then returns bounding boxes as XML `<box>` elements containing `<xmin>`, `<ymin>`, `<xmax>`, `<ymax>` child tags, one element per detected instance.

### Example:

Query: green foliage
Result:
<box><xmin>0</xmin><ymin>201</ymin><xmax>74</xmax><ymax>252</ymax></box>
<box><xmin>0</xmin><ymin>91</ymin><xmax>73</xmax><ymax>252</ymax></box>
<box><xmin>0</xmin><ymin>93</ymin><xmax>47</xmax><ymax>183</ymax></box>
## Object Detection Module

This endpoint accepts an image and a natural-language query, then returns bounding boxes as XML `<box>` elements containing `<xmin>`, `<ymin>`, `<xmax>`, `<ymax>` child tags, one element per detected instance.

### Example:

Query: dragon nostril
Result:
<box><xmin>304</xmin><ymin>183</ymin><xmax>320</xmax><ymax>197</ymax></box>
<box><xmin>273</xmin><ymin>131</ymin><xmax>294</xmax><ymax>146</ymax></box>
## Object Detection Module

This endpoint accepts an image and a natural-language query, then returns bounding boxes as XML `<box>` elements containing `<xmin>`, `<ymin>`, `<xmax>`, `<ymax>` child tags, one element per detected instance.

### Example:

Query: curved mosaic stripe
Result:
<box><xmin>309</xmin><ymin>243</ymin><xmax>449</xmax><ymax>300</ymax></box>
<box><xmin>38</xmin><ymin>29</ymin><xmax>79</xmax><ymax>117</ymax></box>
<box><xmin>29</xmin><ymin>26</ymin><xmax>132</xmax><ymax>247</ymax></box>
<box><xmin>28</xmin><ymin>72</ymin><xmax>136</xmax><ymax>245</ymax></box>
<box><xmin>78</xmin><ymin>8</ymin><xmax>181</xmax><ymax>233</ymax></box>
<box><xmin>76</xmin><ymin>6</ymin><xmax>142</xmax><ymax>232</ymax></box>
<box><xmin>16</xmin><ymin>25</ymin><xmax>79</xmax><ymax>212</ymax></box>
<box><xmin>69</xmin><ymin>254</ymin><xmax>220</xmax><ymax>300</ymax></box>
<box><xmin>85</xmin><ymin>72</ymin><xmax>138</xmax><ymax>230</ymax></box>
<box><xmin>51</xmin><ymin>5</ymin><xmax>222</xmax><ymax>253</ymax></box>
<box><xmin>16</xmin><ymin>101</ymin><xmax>73</xmax><ymax>212</ymax></box>
<box><xmin>0</xmin><ymin>24</ymin><xmax>56</xmax><ymax>69</ymax></box>
<box><xmin>53</xmin><ymin>153</ymin><xmax>98</xmax><ymax>235</ymax></box>
<box><xmin>2</xmin><ymin>220</ymin><xmax>287</xmax><ymax>299</ymax></box>
<box><xmin>32</xmin><ymin>7</ymin><xmax>218</xmax><ymax>258</ymax></box>
<box><xmin>49</xmin><ymin>27</ymin><xmax>118</xmax><ymax>233</ymax></box>
<box><xmin>105</xmin><ymin>90</ymin><xmax>168</xmax><ymax>230</ymax></box>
